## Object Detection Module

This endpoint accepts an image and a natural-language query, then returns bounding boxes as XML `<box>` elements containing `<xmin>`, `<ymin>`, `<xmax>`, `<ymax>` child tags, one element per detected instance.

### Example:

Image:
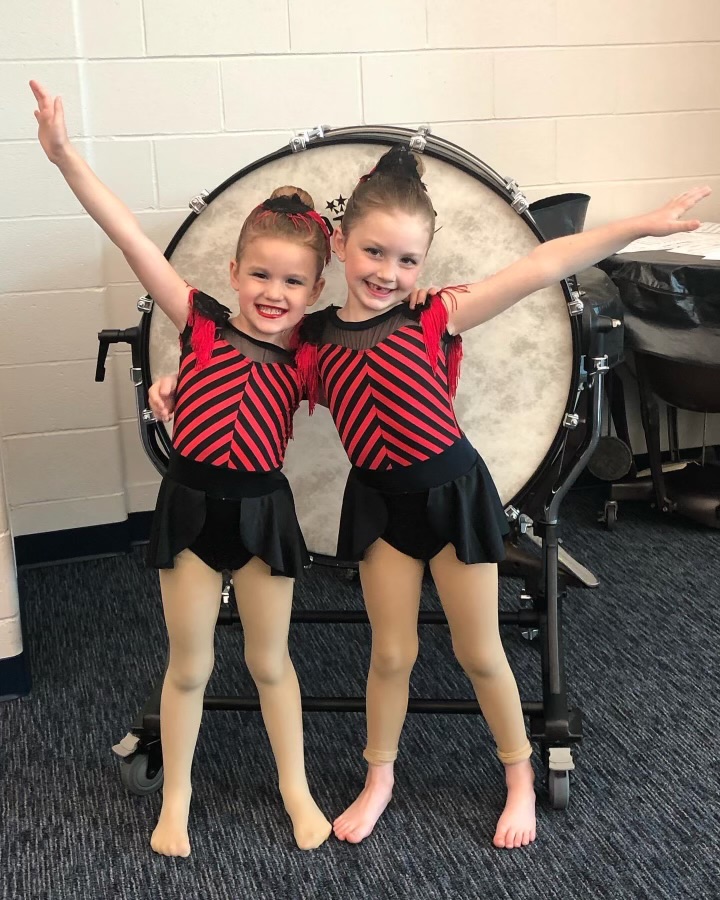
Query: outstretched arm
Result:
<box><xmin>443</xmin><ymin>186</ymin><xmax>712</xmax><ymax>335</ymax></box>
<box><xmin>30</xmin><ymin>80</ymin><xmax>189</xmax><ymax>332</ymax></box>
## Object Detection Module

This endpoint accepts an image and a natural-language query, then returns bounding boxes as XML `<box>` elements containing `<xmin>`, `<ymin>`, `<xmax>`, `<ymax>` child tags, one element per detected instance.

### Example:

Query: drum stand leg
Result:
<box><xmin>525</xmin><ymin>523</ymin><xmax>582</xmax><ymax>809</ymax></box>
<box><xmin>636</xmin><ymin>354</ymin><xmax>674</xmax><ymax>514</ymax></box>
<box><xmin>526</xmin><ymin>338</ymin><xmax>609</xmax><ymax>806</ymax></box>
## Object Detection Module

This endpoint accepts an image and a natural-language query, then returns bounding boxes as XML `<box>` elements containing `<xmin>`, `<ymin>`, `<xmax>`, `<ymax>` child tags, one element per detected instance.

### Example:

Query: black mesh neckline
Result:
<box><xmin>223</xmin><ymin>320</ymin><xmax>293</xmax><ymax>360</ymax></box>
<box><xmin>327</xmin><ymin>303</ymin><xmax>412</xmax><ymax>332</ymax></box>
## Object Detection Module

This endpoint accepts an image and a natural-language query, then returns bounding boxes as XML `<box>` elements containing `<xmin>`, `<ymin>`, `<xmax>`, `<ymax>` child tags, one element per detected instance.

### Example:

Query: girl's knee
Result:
<box><xmin>453</xmin><ymin>642</ymin><xmax>506</xmax><ymax>681</ymax></box>
<box><xmin>245</xmin><ymin>649</ymin><xmax>291</xmax><ymax>687</ymax></box>
<box><xmin>166</xmin><ymin>653</ymin><xmax>214</xmax><ymax>692</ymax></box>
<box><xmin>370</xmin><ymin>640</ymin><xmax>419</xmax><ymax>678</ymax></box>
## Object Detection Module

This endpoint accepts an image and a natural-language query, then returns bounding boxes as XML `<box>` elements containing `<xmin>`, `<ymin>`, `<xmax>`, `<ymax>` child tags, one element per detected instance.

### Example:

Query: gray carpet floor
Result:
<box><xmin>2</xmin><ymin>488</ymin><xmax>719</xmax><ymax>900</ymax></box>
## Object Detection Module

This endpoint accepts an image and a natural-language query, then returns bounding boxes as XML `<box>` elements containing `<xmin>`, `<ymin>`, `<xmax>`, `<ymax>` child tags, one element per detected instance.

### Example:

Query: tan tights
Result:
<box><xmin>361</xmin><ymin>540</ymin><xmax>531</xmax><ymax>766</ymax></box>
<box><xmin>150</xmin><ymin>549</ymin><xmax>330</xmax><ymax>857</ymax></box>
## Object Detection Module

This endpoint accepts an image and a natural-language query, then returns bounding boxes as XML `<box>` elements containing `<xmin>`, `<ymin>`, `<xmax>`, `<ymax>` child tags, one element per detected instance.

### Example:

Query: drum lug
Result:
<box><xmin>129</xmin><ymin>367</ymin><xmax>143</xmax><ymax>388</ymax></box>
<box><xmin>563</xmin><ymin>412</ymin><xmax>580</xmax><ymax>429</ymax></box>
<box><xmin>189</xmin><ymin>191</ymin><xmax>209</xmax><ymax>214</ymax></box>
<box><xmin>290</xmin><ymin>126</ymin><xmax>329</xmax><ymax>152</ymax></box>
<box><xmin>137</xmin><ymin>295</ymin><xmax>154</xmax><ymax>314</ymax></box>
<box><xmin>141</xmin><ymin>408</ymin><xmax>157</xmax><ymax>424</ymax></box>
<box><xmin>505</xmin><ymin>179</ymin><xmax>529</xmax><ymax>214</ymax></box>
<box><xmin>568</xmin><ymin>290</ymin><xmax>584</xmax><ymax>315</ymax></box>
<box><xmin>409</xmin><ymin>125</ymin><xmax>432</xmax><ymax>153</ymax></box>
<box><xmin>592</xmin><ymin>355</ymin><xmax>609</xmax><ymax>374</ymax></box>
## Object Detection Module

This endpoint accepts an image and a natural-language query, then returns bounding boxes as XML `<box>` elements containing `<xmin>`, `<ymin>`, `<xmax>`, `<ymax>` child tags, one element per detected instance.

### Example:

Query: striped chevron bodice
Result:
<box><xmin>302</xmin><ymin>299</ymin><xmax>463</xmax><ymax>471</ymax></box>
<box><xmin>172</xmin><ymin>292</ymin><xmax>301</xmax><ymax>473</ymax></box>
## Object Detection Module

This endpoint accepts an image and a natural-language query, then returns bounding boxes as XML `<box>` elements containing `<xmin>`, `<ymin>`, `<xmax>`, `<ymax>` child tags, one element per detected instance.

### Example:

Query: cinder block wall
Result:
<box><xmin>2</xmin><ymin>0</ymin><xmax>720</xmax><ymax>541</ymax></box>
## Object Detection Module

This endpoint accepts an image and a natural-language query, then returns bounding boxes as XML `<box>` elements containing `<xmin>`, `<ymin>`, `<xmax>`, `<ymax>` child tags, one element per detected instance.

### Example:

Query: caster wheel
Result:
<box><xmin>120</xmin><ymin>752</ymin><xmax>164</xmax><ymax>796</ymax></box>
<box><xmin>599</xmin><ymin>500</ymin><xmax>618</xmax><ymax>530</ymax></box>
<box><xmin>548</xmin><ymin>770</ymin><xmax>570</xmax><ymax>810</ymax></box>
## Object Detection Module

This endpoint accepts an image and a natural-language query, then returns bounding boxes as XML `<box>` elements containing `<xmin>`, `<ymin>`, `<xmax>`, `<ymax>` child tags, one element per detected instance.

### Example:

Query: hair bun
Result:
<box><xmin>269</xmin><ymin>184</ymin><xmax>315</xmax><ymax>209</ymax></box>
<box><xmin>359</xmin><ymin>145</ymin><xmax>427</xmax><ymax>188</ymax></box>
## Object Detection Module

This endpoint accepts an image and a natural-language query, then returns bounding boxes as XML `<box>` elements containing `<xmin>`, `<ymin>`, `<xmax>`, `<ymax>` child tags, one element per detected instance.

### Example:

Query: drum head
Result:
<box><xmin>147</xmin><ymin>129</ymin><xmax>575</xmax><ymax>557</ymax></box>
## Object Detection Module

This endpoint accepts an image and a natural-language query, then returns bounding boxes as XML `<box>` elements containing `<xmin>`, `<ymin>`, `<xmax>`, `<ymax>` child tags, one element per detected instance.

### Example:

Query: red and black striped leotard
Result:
<box><xmin>295</xmin><ymin>295</ymin><xmax>508</xmax><ymax>563</ymax></box>
<box><xmin>297</xmin><ymin>295</ymin><xmax>473</xmax><ymax>490</ymax></box>
<box><xmin>170</xmin><ymin>290</ymin><xmax>301</xmax><ymax>478</ymax></box>
<box><xmin>173</xmin><ymin>292</ymin><xmax>301</xmax><ymax>472</ymax></box>
<box><xmin>149</xmin><ymin>289</ymin><xmax>308</xmax><ymax>574</ymax></box>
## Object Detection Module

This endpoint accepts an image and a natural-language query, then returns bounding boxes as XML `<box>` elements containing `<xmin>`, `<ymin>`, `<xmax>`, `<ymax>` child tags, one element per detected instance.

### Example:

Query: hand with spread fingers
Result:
<box><xmin>30</xmin><ymin>80</ymin><xmax>71</xmax><ymax>165</ymax></box>
<box><xmin>634</xmin><ymin>186</ymin><xmax>712</xmax><ymax>237</ymax></box>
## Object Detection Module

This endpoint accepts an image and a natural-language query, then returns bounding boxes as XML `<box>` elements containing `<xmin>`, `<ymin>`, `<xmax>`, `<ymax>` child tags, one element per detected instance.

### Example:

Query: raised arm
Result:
<box><xmin>30</xmin><ymin>80</ymin><xmax>189</xmax><ymax>332</ymax></box>
<box><xmin>443</xmin><ymin>186</ymin><xmax>712</xmax><ymax>335</ymax></box>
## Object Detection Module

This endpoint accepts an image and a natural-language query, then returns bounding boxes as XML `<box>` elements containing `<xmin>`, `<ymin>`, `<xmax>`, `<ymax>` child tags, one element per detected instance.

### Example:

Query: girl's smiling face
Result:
<box><xmin>333</xmin><ymin>209</ymin><xmax>432</xmax><ymax>321</ymax></box>
<box><xmin>229</xmin><ymin>236</ymin><xmax>324</xmax><ymax>341</ymax></box>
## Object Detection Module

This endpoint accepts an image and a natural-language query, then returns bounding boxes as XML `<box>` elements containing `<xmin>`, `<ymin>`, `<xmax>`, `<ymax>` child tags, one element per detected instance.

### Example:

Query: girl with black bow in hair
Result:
<box><xmin>31</xmin><ymin>80</ymin><xmax>334</xmax><ymax>856</ymax></box>
<box><xmin>295</xmin><ymin>144</ymin><xmax>709</xmax><ymax>849</ymax></box>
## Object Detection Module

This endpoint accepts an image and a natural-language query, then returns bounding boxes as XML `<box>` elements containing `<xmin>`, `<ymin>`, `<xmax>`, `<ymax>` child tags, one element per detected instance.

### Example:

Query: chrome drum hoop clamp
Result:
<box><xmin>290</xmin><ymin>126</ymin><xmax>329</xmax><ymax>152</ymax></box>
<box><xmin>568</xmin><ymin>291</ymin><xmax>584</xmax><ymax>316</ymax></box>
<box><xmin>505</xmin><ymin>505</ymin><xmax>520</xmax><ymax>522</ymax></box>
<box><xmin>137</xmin><ymin>295</ymin><xmax>154</xmax><ymax>314</ymax></box>
<box><xmin>189</xmin><ymin>191</ymin><xmax>209</xmax><ymax>214</ymax></box>
<box><xmin>505</xmin><ymin>178</ymin><xmax>529</xmax><ymax>214</ymax></box>
<box><xmin>563</xmin><ymin>412</ymin><xmax>580</xmax><ymax>429</ymax></box>
<box><xmin>409</xmin><ymin>125</ymin><xmax>432</xmax><ymax>153</ymax></box>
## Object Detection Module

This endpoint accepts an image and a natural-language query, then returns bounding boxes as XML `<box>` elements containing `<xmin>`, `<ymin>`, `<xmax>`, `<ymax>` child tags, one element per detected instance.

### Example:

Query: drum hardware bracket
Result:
<box><xmin>525</xmin><ymin>523</ymin><xmax>599</xmax><ymax>588</ymax></box>
<box><xmin>409</xmin><ymin>125</ymin><xmax>432</xmax><ymax>152</ymax></box>
<box><xmin>548</xmin><ymin>746</ymin><xmax>575</xmax><ymax>772</ymax></box>
<box><xmin>563</xmin><ymin>412</ymin><xmax>580</xmax><ymax>429</ymax></box>
<box><xmin>290</xmin><ymin>126</ymin><xmax>329</xmax><ymax>152</ymax></box>
<box><xmin>130</xmin><ymin>366</ymin><xmax>143</xmax><ymax>388</ymax></box>
<box><xmin>141</xmin><ymin>408</ymin><xmax>157</xmax><ymax>424</ymax></box>
<box><xmin>111</xmin><ymin>732</ymin><xmax>140</xmax><ymax>760</ymax></box>
<box><xmin>505</xmin><ymin>179</ymin><xmax>529</xmax><ymax>214</ymax></box>
<box><xmin>505</xmin><ymin>505</ymin><xmax>520</xmax><ymax>522</ymax></box>
<box><xmin>592</xmin><ymin>355</ymin><xmax>610</xmax><ymax>374</ymax></box>
<box><xmin>568</xmin><ymin>291</ymin><xmax>584</xmax><ymax>315</ymax></box>
<box><xmin>518</xmin><ymin>513</ymin><xmax>532</xmax><ymax>534</ymax></box>
<box><xmin>137</xmin><ymin>295</ymin><xmax>154</xmax><ymax>313</ymax></box>
<box><xmin>189</xmin><ymin>191</ymin><xmax>209</xmax><ymax>214</ymax></box>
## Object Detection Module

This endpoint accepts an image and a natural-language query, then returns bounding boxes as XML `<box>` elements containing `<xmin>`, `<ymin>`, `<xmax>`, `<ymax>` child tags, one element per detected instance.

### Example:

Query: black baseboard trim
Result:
<box><xmin>0</xmin><ymin>651</ymin><xmax>31</xmax><ymax>701</ymax></box>
<box><xmin>14</xmin><ymin>511</ymin><xmax>154</xmax><ymax>569</ymax></box>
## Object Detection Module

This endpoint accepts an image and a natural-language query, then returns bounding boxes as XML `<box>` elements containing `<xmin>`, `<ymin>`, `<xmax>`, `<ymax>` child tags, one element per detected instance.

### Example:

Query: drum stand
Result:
<box><xmin>98</xmin><ymin>312</ymin><xmax>613</xmax><ymax>810</ymax></box>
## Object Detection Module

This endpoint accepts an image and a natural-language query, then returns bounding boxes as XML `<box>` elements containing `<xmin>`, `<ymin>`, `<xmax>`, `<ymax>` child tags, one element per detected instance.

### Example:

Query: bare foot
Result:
<box><xmin>150</xmin><ymin>789</ymin><xmax>192</xmax><ymax>857</ymax></box>
<box><xmin>333</xmin><ymin>762</ymin><xmax>394</xmax><ymax>843</ymax></box>
<box><xmin>493</xmin><ymin>759</ymin><xmax>536</xmax><ymax>849</ymax></box>
<box><xmin>282</xmin><ymin>788</ymin><xmax>332</xmax><ymax>850</ymax></box>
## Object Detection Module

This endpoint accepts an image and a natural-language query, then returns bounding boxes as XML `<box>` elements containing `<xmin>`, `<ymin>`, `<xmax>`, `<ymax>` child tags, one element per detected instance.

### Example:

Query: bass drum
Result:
<box><xmin>144</xmin><ymin>127</ymin><xmax>579</xmax><ymax>559</ymax></box>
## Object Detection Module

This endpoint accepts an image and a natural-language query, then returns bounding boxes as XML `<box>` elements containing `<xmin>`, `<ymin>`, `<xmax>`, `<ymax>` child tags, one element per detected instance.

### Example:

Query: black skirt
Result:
<box><xmin>337</xmin><ymin>443</ymin><xmax>509</xmax><ymax>564</ymax></box>
<box><xmin>147</xmin><ymin>453</ymin><xmax>309</xmax><ymax>578</ymax></box>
